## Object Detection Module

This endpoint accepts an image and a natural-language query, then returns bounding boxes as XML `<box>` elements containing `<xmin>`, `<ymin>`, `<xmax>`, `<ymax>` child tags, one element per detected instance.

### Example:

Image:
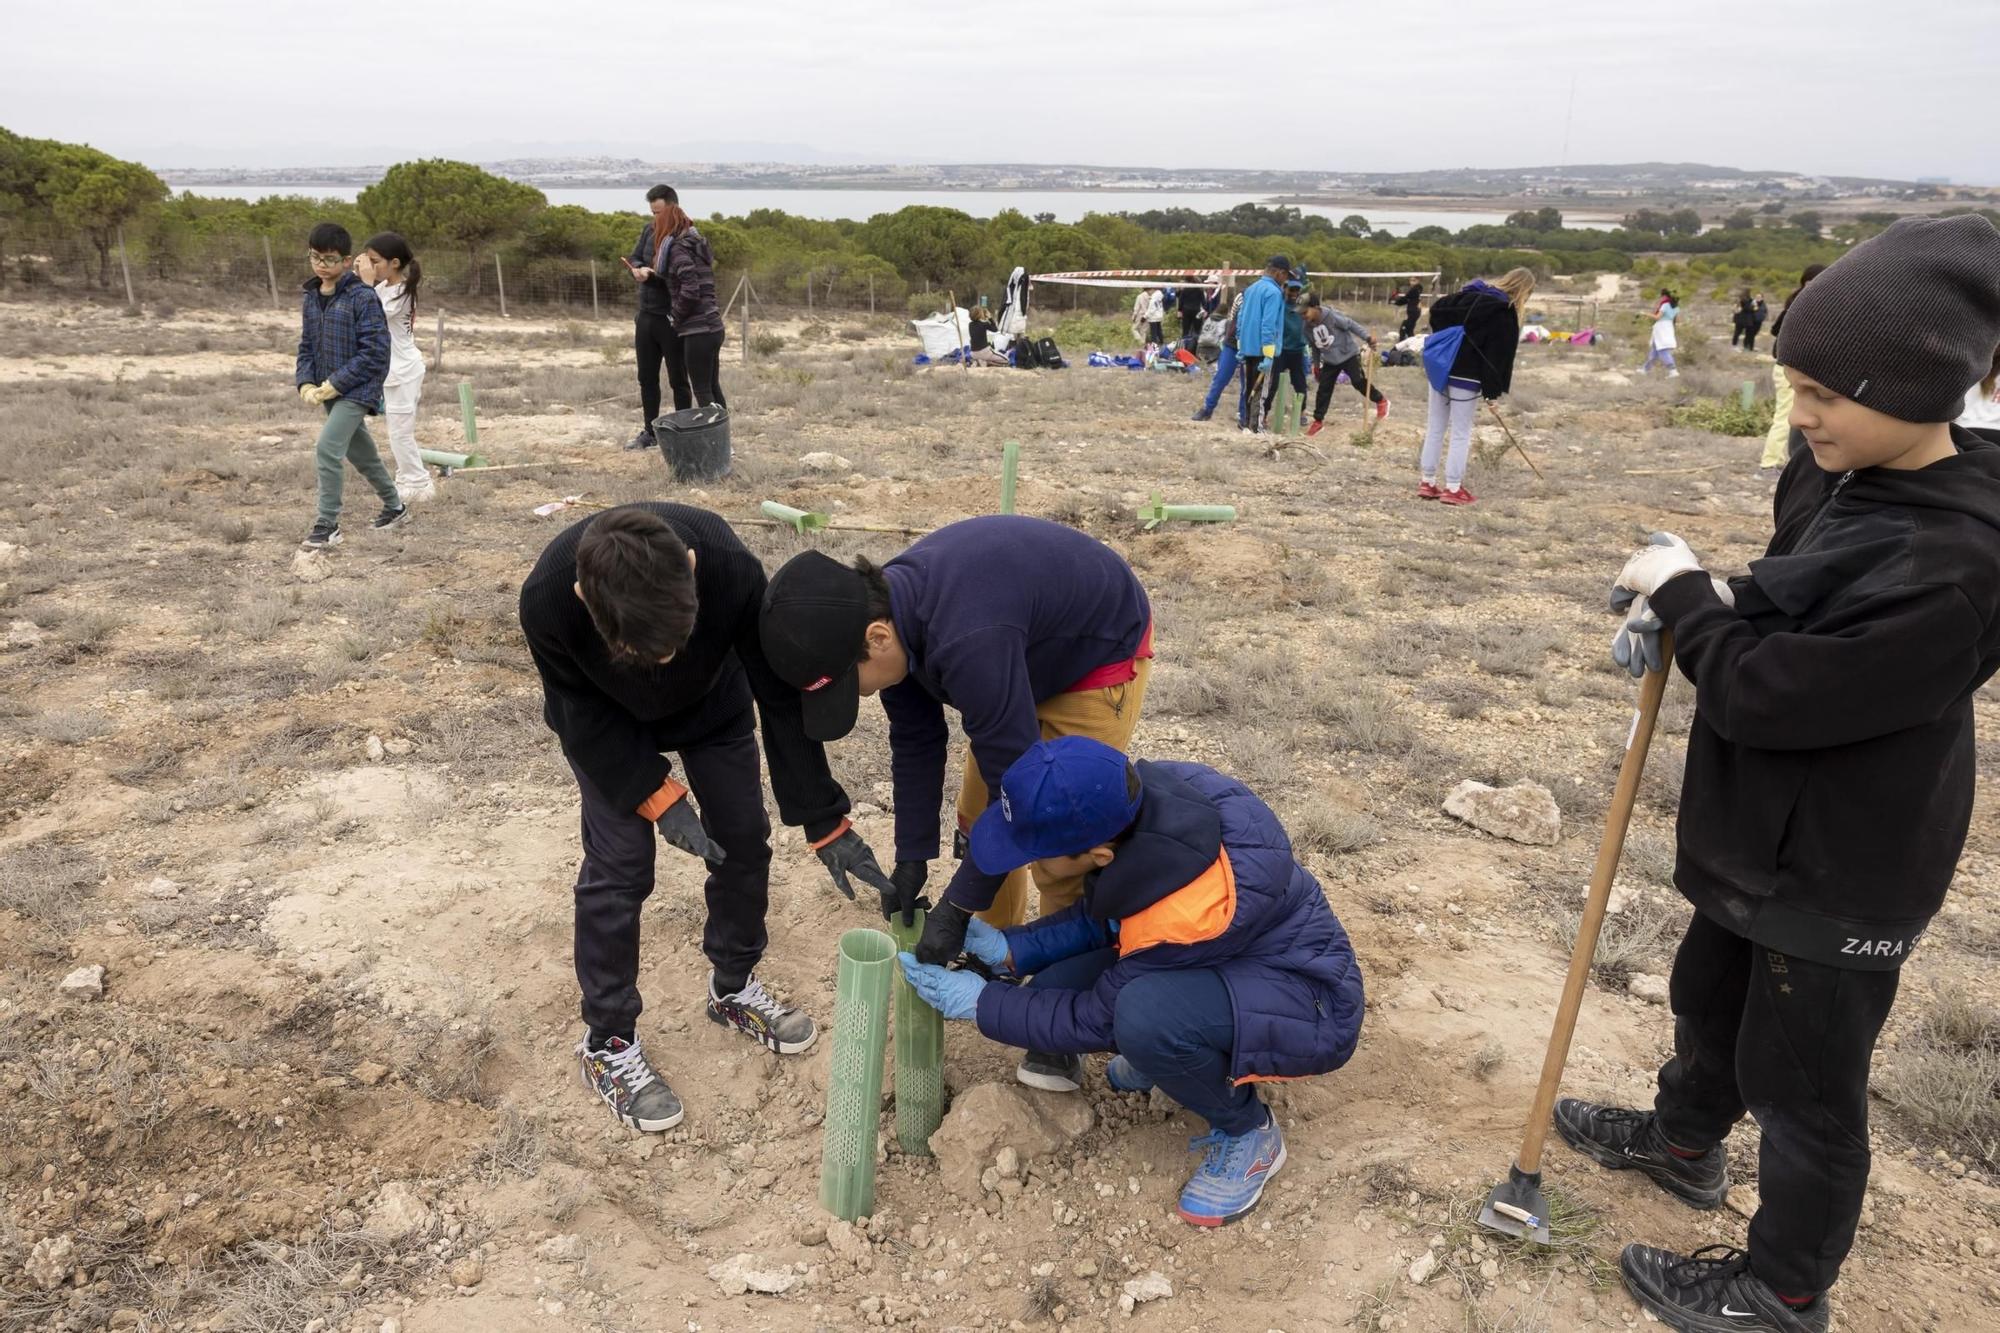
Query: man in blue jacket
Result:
<box><xmin>898</xmin><ymin>736</ymin><xmax>1364</xmax><ymax>1227</ymax></box>
<box><xmin>1233</xmin><ymin>255</ymin><xmax>1291</xmax><ymax>434</ymax></box>
<box><xmin>295</xmin><ymin>221</ymin><xmax>404</xmax><ymax>550</ymax></box>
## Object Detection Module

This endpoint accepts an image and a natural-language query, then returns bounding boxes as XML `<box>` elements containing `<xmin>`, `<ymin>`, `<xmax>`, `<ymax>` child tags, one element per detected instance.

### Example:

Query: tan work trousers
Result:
<box><xmin>953</xmin><ymin>659</ymin><xmax>1152</xmax><ymax>927</ymax></box>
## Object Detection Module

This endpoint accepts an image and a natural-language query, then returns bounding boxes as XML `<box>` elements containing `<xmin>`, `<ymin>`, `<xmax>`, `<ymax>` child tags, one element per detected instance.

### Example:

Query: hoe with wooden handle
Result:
<box><xmin>1478</xmin><ymin>633</ymin><xmax>1673</xmax><ymax>1244</ymax></box>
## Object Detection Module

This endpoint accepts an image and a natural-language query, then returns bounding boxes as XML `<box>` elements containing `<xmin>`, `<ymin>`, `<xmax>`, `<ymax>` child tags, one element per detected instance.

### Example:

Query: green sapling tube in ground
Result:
<box><xmin>458</xmin><ymin>381</ymin><xmax>478</xmax><ymax>445</ymax></box>
<box><xmin>999</xmin><ymin>440</ymin><xmax>1020</xmax><ymax>514</ymax></box>
<box><xmin>889</xmin><ymin>911</ymin><xmax>944</xmax><ymax>1155</ymax></box>
<box><xmin>760</xmin><ymin>500</ymin><xmax>830</xmax><ymax>533</ymax></box>
<box><xmin>1274</xmin><ymin>380</ymin><xmax>1296</xmax><ymax>437</ymax></box>
<box><xmin>818</xmin><ymin>928</ymin><xmax>895</xmax><ymax>1220</ymax></box>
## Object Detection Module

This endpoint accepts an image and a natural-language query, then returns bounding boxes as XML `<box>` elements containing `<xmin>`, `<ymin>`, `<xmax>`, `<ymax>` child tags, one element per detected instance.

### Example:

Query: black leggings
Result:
<box><xmin>676</xmin><ymin>331</ymin><xmax>727</xmax><ymax>410</ymax></box>
<box><xmin>1312</xmin><ymin>355</ymin><xmax>1383</xmax><ymax>420</ymax></box>
<box><xmin>1260</xmin><ymin>348</ymin><xmax>1308</xmax><ymax>420</ymax></box>
<box><xmin>635</xmin><ymin>312</ymin><xmax>692</xmax><ymax>427</ymax></box>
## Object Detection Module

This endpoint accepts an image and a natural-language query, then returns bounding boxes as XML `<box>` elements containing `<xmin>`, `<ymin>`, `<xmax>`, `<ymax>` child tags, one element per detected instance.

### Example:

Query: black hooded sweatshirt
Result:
<box><xmin>1647</xmin><ymin>427</ymin><xmax>2000</xmax><ymax>968</ymax></box>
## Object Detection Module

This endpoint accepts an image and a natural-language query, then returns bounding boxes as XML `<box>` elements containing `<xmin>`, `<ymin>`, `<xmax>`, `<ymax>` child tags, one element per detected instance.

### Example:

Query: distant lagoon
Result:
<box><xmin>170</xmin><ymin>183</ymin><xmax>1619</xmax><ymax>234</ymax></box>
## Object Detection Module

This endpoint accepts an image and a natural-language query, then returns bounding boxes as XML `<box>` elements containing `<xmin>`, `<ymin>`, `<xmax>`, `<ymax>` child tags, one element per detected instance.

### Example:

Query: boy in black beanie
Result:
<box><xmin>1557</xmin><ymin>214</ymin><xmax>2000</xmax><ymax>1333</ymax></box>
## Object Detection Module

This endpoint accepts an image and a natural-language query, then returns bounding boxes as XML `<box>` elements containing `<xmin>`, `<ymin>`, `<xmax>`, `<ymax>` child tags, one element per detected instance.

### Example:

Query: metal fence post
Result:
<box><xmin>116</xmin><ymin>226</ymin><xmax>136</xmax><ymax>307</ymax></box>
<box><xmin>262</xmin><ymin>235</ymin><xmax>279</xmax><ymax>309</ymax></box>
<box><xmin>590</xmin><ymin>258</ymin><xmax>600</xmax><ymax>320</ymax></box>
<box><xmin>494</xmin><ymin>254</ymin><xmax>508</xmax><ymax>318</ymax></box>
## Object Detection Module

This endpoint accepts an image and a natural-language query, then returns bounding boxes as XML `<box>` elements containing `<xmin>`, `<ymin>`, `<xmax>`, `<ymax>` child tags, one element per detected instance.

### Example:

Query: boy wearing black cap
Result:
<box><xmin>758</xmin><ymin>516</ymin><xmax>1153</xmax><ymax>1068</ymax></box>
<box><xmin>894</xmin><ymin>735</ymin><xmax>1363</xmax><ymax>1227</ymax></box>
<box><xmin>519</xmin><ymin>503</ymin><xmax>895</xmax><ymax>1133</ymax></box>
<box><xmin>1560</xmin><ymin>214</ymin><xmax>2000</xmax><ymax>1332</ymax></box>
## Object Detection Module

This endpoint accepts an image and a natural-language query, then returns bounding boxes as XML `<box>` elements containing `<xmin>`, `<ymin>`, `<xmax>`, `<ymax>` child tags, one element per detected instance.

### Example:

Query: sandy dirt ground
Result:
<box><xmin>0</xmin><ymin>288</ymin><xmax>1995</xmax><ymax>1333</ymax></box>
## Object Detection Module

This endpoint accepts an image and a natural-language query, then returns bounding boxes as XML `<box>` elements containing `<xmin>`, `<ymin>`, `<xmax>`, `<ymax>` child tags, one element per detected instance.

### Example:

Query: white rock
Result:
<box><xmin>1628</xmin><ymin>973</ymin><xmax>1670</xmax><ymax>1006</ymax></box>
<box><xmin>380</xmin><ymin>1320</ymin><xmax>402</xmax><ymax>1333</ymax></box>
<box><xmin>1121</xmin><ymin>1272</ymin><xmax>1173</xmax><ymax>1307</ymax></box>
<box><xmin>4</xmin><ymin>619</ymin><xmax>43</xmax><ymax>649</ymax></box>
<box><xmin>708</xmin><ymin>1253</ymin><xmax>797</xmax><ymax>1296</ymax></box>
<box><xmin>141</xmin><ymin>876</ymin><xmax>182</xmax><ymax>900</ymax></box>
<box><xmin>799</xmin><ymin>451</ymin><xmax>852</xmax><ymax>472</ymax></box>
<box><xmin>0</xmin><ymin>540</ymin><xmax>22</xmax><ymax>563</ymax></box>
<box><xmin>1725</xmin><ymin>1186</ymin><xmax>1760</xmax><ymax>1220</ymax></box>
<box><xmin>364</xmin><ymin>1182</ymin><xmax>434</xmax><ymax>1240</ymax></box>
<box><xmin>26</xmin><ymin>1233</ymin><xmax>74</xmax><ymax>1289</ymax></box>
<box><xmin>58</xmin><ymin>965</ymin><xmax>105</xmax><ymax>1000</ymax></box>
<box><xmin>995</xmin><ymin>1145</ymin><xmax>1021</xmax><ymax>1180</ymax></box>
<box><xmin>1407</xmin><ymin>1251</ymin><xmax>1438</xmax><ymax>1285</ymax></box>
<box><xmin>1443</xmin><ymin>781</ymin><xmax>1561</xmax><ymax>846</ymax></box>
<box><xmin>383</xmin><ymin>737</ymin><xmax>415</xmax><ymax>756</ymax></box>
<box><xmin>365</xmin><ymin>734</ymin><xmax>386</xmax><ymax>762</ymax></box>
<box><xmin>289</xmin><ymin>549</ymin><xmax>332</xmax><ymax>583</ymax></box>
<box><xmin>1604</xmin><ymin>883</ymin><xmax>1638</xmax><ymax>916</ymax></box>
<box><xmin>537</xmin><ymin>1233</ymin><xmax>581</xmax><ymax>1261</ymax></box>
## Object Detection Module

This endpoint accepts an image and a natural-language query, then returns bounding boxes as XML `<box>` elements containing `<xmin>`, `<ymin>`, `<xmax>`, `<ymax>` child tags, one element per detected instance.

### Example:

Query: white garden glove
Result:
<box><xmin>1609</xmin><ymin>534</ymin><xmax>1735</xmax><ymax>679</ymax></box>
<box><xmin>1612</xmin><ymin>532</ymin><xmax>1703</xmax><ymax>601</ymax></box>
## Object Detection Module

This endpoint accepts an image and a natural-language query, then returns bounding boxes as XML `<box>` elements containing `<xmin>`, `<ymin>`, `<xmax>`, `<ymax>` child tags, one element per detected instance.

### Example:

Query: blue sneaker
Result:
<box><xmin>1105</xmin><ymin>1055</ymin><xmax>1154</xmax><ymax>1093</ymax></box>
<box><xmin>1176</xmin><ymin>1113</ymin><xmax>1285</xmax><ymax>1227</ymax></box>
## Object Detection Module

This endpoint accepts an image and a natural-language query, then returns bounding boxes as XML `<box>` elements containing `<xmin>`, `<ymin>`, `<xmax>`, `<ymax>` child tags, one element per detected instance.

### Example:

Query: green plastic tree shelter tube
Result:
<box><xmin>458</xmin><ymin>381</ymin><xmax>478</xmax><ymax>444</ymax></box>
<box><xmin>1137</xmin><ymin>491</ymin><xmax>1237</xmax><ymax>531</ymax></box>
<box><xmin>1274</xmin><ymin>379</ymin><xmax>1296</xmax><ymax>437</ymax></box>
<box><xmin>999</xmin><ymin>440</ymin><xmax>1021</xmax><ymax>515</ymax></box>
<box><xmin>418</xmin><ymin>448</ymin><xmax>488</xmax><ymax>470</ymax></box>
<box><xmin>889</xmin><ymin>911</ymin><xmax>944</xmax><ymax>1155</ymax></box>
<box><xmin>818</xmin><ymin>928</ymin><xmax>896</xmax><ymax>1220</ymax></box>
<box><xmin>760</xmin><ymin>499</ymin><xmax>831</xmax><ymax>533</ymax></box>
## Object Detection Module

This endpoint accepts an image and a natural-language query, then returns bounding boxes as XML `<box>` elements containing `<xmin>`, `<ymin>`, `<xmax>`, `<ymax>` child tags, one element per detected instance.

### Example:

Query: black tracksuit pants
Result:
<box><xmin>678</xmin><ymin>330</ymin><xmax>727</xmax><ymax>410</ymax></box>
<box><xmin>569</xmin><ymin>713</ymin><xmax>772</xmax><ymax>1042</ymax></box>
<box><xmin>635</xmin><ymin>311</ymin><xmax>692</xmax><ymax>429</ymax></box>
<box><xmin>1652</xmin><ymin>910</ymin><xmax>1900</xmax><ymax>1298</ymax></box>
<box><xmin>1259</xmin><ymin>348</ymin><xmax>1308</xmax><ymax>423</ymax></box>
<box><xmin>1312</xmin><ymin>355</ymin><xmax>1384</xmax><ymax>419</ymax></box>
<box><xmin>1398</xmin><ymin>307</ymin><xmax>1420</xmax><ymax>340</ymax></box>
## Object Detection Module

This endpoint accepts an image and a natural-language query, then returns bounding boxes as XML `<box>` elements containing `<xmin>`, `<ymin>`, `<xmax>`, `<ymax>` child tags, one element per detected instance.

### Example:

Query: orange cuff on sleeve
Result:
<box><xmin>636</xmin><ymin>778</ymin><xmax>688</xmax><ymax>822</ymax></box>
<box><xmin>808</xmin><ymin>818</ymin><xmax>853</xmax><ymax>852</ymax></box>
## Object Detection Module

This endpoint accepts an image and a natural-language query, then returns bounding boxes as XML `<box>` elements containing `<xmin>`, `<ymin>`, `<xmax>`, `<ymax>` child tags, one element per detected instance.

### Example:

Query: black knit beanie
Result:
<box><xmin>1776</xmin><ymin>213</ymin><xmax>2000</xmax><ymax>423</ymax></box>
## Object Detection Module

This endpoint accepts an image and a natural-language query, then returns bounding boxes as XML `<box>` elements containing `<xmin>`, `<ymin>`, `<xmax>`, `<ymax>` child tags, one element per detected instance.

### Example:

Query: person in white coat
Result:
<box><xmin>1639</xmin><ymin>289</ymin><xmax>1681</xmax><ymax>378</ymax></box>
<box><xmin>357</xmin><ymin>232</ymin><xmax>434</xmax><ymax>502</ymax></box>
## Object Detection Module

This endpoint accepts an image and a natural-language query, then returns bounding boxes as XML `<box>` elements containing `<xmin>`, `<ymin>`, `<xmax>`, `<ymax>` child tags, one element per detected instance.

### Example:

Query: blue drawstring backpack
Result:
<box><xmin>1422</xmin><ymin>325</ymin><xmax>1465</xmax><ymax>393</ymax></box>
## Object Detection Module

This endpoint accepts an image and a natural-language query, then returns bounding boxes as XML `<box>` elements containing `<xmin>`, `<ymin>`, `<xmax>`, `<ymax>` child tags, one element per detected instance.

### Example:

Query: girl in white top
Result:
<box><xmin>356</xmin><ymin>232</ymin><xmax>433</xmax><ymax>502</ymax></box>
<box><xmin>1639</xmin><ymin>289</ymin><xmax>1680</xmax><ymax>378</ymax></box>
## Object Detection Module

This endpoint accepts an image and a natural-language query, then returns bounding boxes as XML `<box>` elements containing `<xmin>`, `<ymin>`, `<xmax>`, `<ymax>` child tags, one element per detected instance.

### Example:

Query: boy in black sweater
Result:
<box><xmin>520</xmin><ymin>503</ymin><xmax>894</xmax><ymax>1132</ymax></box>
<box><xmin>1560</xmin><ymin>214</ymin><xmax>2000</xmax><ymax>1333</ymax></box>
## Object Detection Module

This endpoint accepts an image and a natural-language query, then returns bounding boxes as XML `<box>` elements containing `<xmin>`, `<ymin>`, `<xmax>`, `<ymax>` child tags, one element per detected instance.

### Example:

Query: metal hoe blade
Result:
<box><xmin>1477</xmin><ymin>1163</ymin><xmax>1552</xmax><ymax>1245</ymax></box>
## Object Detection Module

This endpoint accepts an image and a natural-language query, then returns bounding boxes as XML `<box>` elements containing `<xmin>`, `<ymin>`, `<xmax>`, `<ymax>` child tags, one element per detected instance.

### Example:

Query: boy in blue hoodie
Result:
<box><xmin>1231</xmin><ymin>256</ymin><xmax>1290</xmax><ymax>434</ymax></box>
<box><xmin>897</xmin><ymin>736</ymin><xmax>1364</xmax><ymax>1227</ymax></box>
<box><xmin>294</xmin><ymin>222</ymin><xmax>404</xmax><ymax>549</ymax></box>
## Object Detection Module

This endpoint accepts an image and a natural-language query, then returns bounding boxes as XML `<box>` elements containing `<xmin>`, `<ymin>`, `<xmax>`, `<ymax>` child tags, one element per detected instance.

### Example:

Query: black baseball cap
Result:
<box><xmin>1266</xmin><ymin>254</ymin><xmax>1295</xmax><ymax>276</ymax></box>
<box><xmin>759</xmin><ymin>550</ymin><xmax>871</xmax><ymax>741</ymax></box>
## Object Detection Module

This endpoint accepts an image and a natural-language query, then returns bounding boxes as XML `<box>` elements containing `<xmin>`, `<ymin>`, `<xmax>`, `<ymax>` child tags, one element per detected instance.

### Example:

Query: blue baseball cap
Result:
<box><xmin>968</xmin><ymin>737</ymin><xmax>1143</xmax><ymax>874</ymax></box>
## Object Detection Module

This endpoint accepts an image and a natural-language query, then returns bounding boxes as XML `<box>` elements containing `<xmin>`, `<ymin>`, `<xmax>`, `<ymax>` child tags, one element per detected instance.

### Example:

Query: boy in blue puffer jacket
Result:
<box><xmin>898</xmin><ymin>735</ymin><xmax>1364</xmax><ymax>1227</ymax></box>
<box><xmin>295</xmin><ymin>221</ymin><xmax>404</xmax><ymax>550</ymax></box>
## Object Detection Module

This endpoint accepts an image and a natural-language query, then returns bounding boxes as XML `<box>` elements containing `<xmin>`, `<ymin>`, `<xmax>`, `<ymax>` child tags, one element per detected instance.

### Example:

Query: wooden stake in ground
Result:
<box><xmin>116</xmin><ymin>226</ymin><xmax>136</xmax><ymax>308</ymax></box>
<box><xmin>262</xmin><ymin>235</ymin><xmax>279</xmax><ymax>310</ymax></box>
<box><xmin>494</xmin><ymin>254</ymin><xmax>508</xmax><ymax>319</ymax></box>
<box><xmin>589</xmin><ymin>259</ymin><xmax>600</xmax><ymax>321</ymax></box>
<box><xmin>433</xmin><ymin>310</ymin><xmax>445</xmax><ymax>375</ymax></box>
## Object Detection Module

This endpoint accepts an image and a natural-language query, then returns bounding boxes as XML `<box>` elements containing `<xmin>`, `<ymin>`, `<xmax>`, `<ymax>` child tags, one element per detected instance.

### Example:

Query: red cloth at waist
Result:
<box><xmin>1064</xmin><ymin>621</ymin><xmax>1154</xmax><ymax>693</ymax></box>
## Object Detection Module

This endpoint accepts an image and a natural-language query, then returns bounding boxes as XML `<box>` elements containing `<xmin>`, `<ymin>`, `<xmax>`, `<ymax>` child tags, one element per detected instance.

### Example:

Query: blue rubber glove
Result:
<box><xmin>897</xmin><ymin>952</ymin><xmax>985</xmax><ymax>1020</ymax></box>
<box><xmin>963</xmin><ymin>917</ymin><xmax>1013</xmax><ymax>975</ymax></box>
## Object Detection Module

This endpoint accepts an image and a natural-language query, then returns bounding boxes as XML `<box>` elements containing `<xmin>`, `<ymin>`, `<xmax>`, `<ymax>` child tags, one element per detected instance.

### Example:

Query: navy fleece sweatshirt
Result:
<box><xmin>877</xmin><ymin>517</ymin><xmax>1150</xmax><ymax>907</ymax></box>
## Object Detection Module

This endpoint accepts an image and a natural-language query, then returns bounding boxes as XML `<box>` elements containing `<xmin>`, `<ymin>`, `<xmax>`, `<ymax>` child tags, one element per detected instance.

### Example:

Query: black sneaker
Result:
<box><xmin>300</xmin><ymin>521</ymin><xmax>342</xmax><ymax>550</ymax></box>
<box><xmin>575</xmin><ymin>1035</ymin><xmax>685</xmax><ymax>1132</ymax></box>
<box><xmin>624</xmin><ymin>429</ymin><xmax>656</xmax><ymax>452</ymax></box>
<box><xmin>1619</xmin><ymin>1244</ymin><xmax>1829</xmax><ymax>1333</ymax></box>
<box><xmin>370</xmin><ymin>503</ymin><xmax>410</xmax><ymax>530</ymax></box>
<box><xmin>1016</xmin><ymin>1051</ymin><xmax>1082</xmax><ymax>1093</ymax></box>
<box><xmin>707</xmin><ymin>972</ymin><xmax>817</xmax><ymax>1055</ymax></box>
<box><xmin>1553</xmin><ymin>1098</ymin><xmax>1728</xmax><ymax>1209</ymax></box>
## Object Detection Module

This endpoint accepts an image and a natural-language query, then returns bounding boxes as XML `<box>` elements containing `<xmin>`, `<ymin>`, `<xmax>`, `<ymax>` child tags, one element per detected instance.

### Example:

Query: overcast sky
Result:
<box><xmin>5</xmin><ymin>1</ymin><xmax>1993</xmax><ymax>184</ymax></box>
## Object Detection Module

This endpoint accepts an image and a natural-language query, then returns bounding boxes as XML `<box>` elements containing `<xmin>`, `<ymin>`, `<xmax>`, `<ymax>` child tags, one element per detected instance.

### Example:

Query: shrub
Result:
<box><xmin>1668</xmin><ymin>396</ymin><xmax>1774</xmax><ymax>437</ymax></box>
<box><xmin>750</xmin><ymin>332</ymin><xmax>786</xmax><ymax>356</ymax></box>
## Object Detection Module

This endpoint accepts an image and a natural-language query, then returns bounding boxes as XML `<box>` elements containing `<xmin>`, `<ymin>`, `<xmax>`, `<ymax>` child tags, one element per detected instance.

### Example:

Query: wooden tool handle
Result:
<box><xmin>1516</xmin><ymin>635</ymin><xmax>1673</xmax><ymax>1174</ymax></box>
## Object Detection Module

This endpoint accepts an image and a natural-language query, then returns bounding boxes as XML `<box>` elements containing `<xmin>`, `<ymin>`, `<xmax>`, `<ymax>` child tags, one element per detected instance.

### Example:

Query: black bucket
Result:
<box><xmin>654</xmin><ymin>406</ymin><xmax>731</xmax><ymax>482</ymax></box>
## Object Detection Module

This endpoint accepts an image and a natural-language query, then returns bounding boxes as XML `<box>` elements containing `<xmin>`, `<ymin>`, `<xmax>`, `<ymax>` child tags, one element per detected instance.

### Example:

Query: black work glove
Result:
<box><xmin>655</xmin><ymin>788</ymin><xmax>727</xmax><ymax>865</ymax></box>
<box><xmin>816</xmin><ymin>828</ymin><xmax>894</xmax><ymax>903</ymax></box>
<box><xmin>914</xmin><ymin>899</ymin><xmax>971</xmax><ymax>965</ymax></box>
<box><xmin>887</xmin><ymin>860</ymin><xmax>930</xmax><ymax>927</ymax></box>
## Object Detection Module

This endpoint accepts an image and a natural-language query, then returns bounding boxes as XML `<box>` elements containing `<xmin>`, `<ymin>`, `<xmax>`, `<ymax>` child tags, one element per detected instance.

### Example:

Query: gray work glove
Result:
<box><xmin>815</xmin><ymin>827</ymin><xmax>895</xmax><ymax>904</ymax></box>
<box><xmin>655</xmin><ymin>787</ymin><xmax>727</xmax><ymax>865</ymax></box>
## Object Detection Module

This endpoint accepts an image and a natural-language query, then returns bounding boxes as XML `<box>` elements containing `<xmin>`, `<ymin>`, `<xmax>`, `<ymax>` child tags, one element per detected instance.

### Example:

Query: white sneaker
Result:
<box><xmin>399</xmin><ymin>481</ymin><xmax>438</xmax><ymax>504</ymax></box>
<box><xmin>1667</xmin><ymin>370</ymin><xmax>1681</xmax><ymax>379</ymax></box>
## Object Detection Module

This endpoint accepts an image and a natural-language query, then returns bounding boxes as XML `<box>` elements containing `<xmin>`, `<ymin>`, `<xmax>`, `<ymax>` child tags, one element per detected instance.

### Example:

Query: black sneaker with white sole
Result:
<box><xmin>1016</xmin><ymin>1051</ymin><xmax>1083</xmax><ymax>1092</ymax></box>
<box><xmin>371</xmin><ymin>503</ymin><xmax>410</xmax><ymax>530</ymax></box>
<box><xmin>575</xmin><ymin>1035</ymin><xmax>684</xmax><ymax>1132</ymax></box>
<box><xmin>1553</xmin><ymin>1098</ymin><xmax>1728</xmax><ymax>1209</ymax></box>
<box><xmin>300</xmin><ymin>521</ymin><xmax>342</xmax><ymax>550</ymax></box>
<box><xmin>624</xmin><ymin>429</ymin><xmax>656</xmax><ymax>452</ymax></box>
<box><xmin>707</xmin><ymin>973</ymin><xmax>817</xmax><ymax>1054</ymax></box>
<box><xmin>1619</xmin><ymin>1244</ymin><xmax>1829</xmax><ymax>1333</ymax></box>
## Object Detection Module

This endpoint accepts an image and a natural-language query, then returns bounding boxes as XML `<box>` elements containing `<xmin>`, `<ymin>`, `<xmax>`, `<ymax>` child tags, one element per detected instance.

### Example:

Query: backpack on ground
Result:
<box><xmin>1036</xmin><ymin>337</ymin><xmax>1065</xmax><ymax>369</ymax></box>
<box><xmin>1014</xmin><ymin>337</ymin><xmax>1042</xmax><ymax>369</ymax></box>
